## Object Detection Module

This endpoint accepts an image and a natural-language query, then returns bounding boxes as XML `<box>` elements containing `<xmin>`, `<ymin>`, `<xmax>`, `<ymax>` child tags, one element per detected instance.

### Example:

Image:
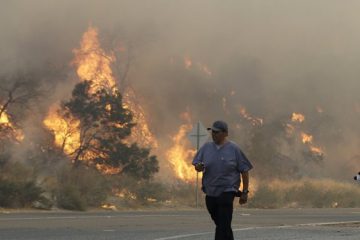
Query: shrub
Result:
<box><xmin>132</xmin><ymin>180</ymin><xmax>170</xmax><ymax>204</ymax></box>
<box><xmin>0</xmin><ymin>161</ymin><xmax>43</xmax><ymax>208</ymax></box>
<box><xmin>169</xmin><ymin>182</ymin><xmax>201</xmax><ymax>207</ymax></box>
<box><xmin>248</xmin><ymin>184</ymin><xmax>282</xmax><ymax>208</ymax></box>
<box><xmin>56</xmin><ymin>165</ymin><xmax>110</xmax><ymax>210</ymax></box>
<box><xmin>0</xmin><ymin>179</ymin><xmax>43</xmax><ymax>208</ymax></box>
<box><xmin>56</xmin><ymin>184</ymin><xmax>87</xmax><ymax>211</ymax></box>
<box><xmin>112</xmin><ymin>175</ymin><xmax>172</xmax><ymax>207</ymax></box>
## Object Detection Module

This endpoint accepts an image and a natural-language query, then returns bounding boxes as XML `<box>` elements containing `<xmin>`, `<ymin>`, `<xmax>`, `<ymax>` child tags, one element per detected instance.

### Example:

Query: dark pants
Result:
<box><xmin>205</xmin><ymin>192</ymin><xmax>235</xmax><ymax>240</ymax></box>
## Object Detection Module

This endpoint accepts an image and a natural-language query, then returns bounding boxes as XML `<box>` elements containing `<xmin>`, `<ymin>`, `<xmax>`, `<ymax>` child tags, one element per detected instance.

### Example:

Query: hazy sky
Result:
<box><xmin>2</xmin><ymin>1</ymin><xmax>360</xmax><ymax>99</ymax></box>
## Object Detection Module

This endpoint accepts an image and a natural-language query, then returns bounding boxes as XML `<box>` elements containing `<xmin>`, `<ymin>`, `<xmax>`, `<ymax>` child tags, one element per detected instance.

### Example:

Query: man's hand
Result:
<box><xmin>239</xmin><ymin>192</ymin><xmax>248</xmax><ymax>205</ymax></box>
<box><xmin>194</xmin><ymin>163</ymin><xmax>204</xmax><ymax>172</ymax></box>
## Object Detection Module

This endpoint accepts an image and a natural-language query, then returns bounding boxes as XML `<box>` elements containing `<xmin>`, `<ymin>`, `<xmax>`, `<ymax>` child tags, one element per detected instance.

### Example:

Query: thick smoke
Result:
<box><xmin>1</xmin><ymin>1</ymin><xmax>359</xmax><ymax>181</ymax></box>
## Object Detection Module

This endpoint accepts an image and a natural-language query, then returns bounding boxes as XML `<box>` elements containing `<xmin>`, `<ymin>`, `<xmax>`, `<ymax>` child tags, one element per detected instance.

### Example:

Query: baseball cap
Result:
<box><xmin>207</xmin><ymin>120</ymin><xmax>228</xmax><ymax>132</ymax></box>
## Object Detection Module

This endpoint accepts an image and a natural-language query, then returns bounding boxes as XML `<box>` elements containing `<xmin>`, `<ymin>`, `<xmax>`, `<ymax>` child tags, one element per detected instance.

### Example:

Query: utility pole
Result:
<box><xmin>188</xmin><ymin>121</ymin><xmax>208</xmax><ymax>208</ymax></box>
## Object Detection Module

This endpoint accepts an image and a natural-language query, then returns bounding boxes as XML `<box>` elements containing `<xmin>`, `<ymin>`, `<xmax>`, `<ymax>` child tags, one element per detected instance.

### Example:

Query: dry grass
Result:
<box><xmin>248</xmin><ymin>178</ymin><xmax>360</xmax><ymax>208</ymax></box>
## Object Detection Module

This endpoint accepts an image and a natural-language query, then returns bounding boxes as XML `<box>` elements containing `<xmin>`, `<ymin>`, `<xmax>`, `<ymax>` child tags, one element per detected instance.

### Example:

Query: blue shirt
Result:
<box><xmin>192</xmin><ymin>141</ymin><xmax>253</xmax><ymax>197</ymax></box>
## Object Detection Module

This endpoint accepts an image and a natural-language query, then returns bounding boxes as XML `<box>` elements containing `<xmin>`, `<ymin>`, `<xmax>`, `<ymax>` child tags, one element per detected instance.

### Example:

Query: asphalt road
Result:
<box><xmin>0</xmin><ymin>208</ymin><xmax>359</xmax><ymax>240</ymax></box>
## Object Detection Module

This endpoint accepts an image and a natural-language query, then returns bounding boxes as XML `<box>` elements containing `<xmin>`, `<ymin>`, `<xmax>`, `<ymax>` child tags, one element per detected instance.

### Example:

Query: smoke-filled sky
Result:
<box><xmin>1</xmin><ymin>1</ymin><xmax>360</xmax><ymax>179</ymax></box>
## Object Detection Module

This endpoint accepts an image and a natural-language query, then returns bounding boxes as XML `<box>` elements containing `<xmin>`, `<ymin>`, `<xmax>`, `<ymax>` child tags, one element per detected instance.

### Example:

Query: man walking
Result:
<box><xmin>193</xmin><ymin>120</ymin><xmax>253</xmax><ymax>240</ymax></box>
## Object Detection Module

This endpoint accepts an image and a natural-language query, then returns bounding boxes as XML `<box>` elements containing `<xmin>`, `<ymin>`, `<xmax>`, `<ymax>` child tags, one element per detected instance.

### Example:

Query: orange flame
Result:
<box><xmin>122</xmin><ymin>88</ymin><xmax>158</xmax><ymax>149</ymax></box>
<box><xmin>239</xmin><ymin>106</ymin><xmax>263</xmax><ymax>126</ymax></box>
<box><xmin>310</xmin><ymin>146</ymin><xmax>324</xmax><ymax>155</ymax></box>
<box><xmin>96</xmin><ymin>164</ymin><xmax>121</xmax><ymax>175</ymax></box>
<box><xmin>0</xmin><ymin>106</ymin><xmax>24</xmax><ymax>142</ymax></box>
<box><xmin>0</xmin><ymin>110</ymin><xmax>10</xmax><ymax>125</ymax></box>
<box><xmin>43</xmin><ymin>105</ymin><xmax>80</xmax><ymax>155</ymax></box>
<box><xmin>114</xmin><ymin>188</ymin><xmax>137</xmax><ymax>200</ymax></box>
<box><xmin>72</xmin><ymin>26</ymin><xmax>116</xmax><ymax>93</ymax></box>
<box><xmin>166</xmin><ymin>112</ymin><xmax>196</xmax><ymax>182</ymax></box>
<box><xmin>300</xmin><ymin>132</ymin><xmax>324</xmax><ymax>156</ymax></box>
<box><xmin>291</xmin><ymin>112</ymin><xmax>305</xmax><ymax>123</ymax></box>
<box><xmin>301</xmin><ymin>132</ymin><xmax>313</xmax><ymax>144</ymax></box>
<box><xmin>101</xmin><ymin>203</ymin><xmax>117</xmax><ymax>211</ymax></box>
<box><xmin>286</xmin><ymin>112</ymin><xmax>325</xmax><ymax>156</ymax></box>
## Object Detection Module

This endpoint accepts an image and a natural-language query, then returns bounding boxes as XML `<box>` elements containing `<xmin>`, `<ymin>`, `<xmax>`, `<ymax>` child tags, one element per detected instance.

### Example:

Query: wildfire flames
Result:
<box><xmin>166</xmin><ymin>112</ymin><xmax>197</xmax><ymax>182</ymax></box>
<box><xmin>43</xmin><ymin>26</ymin><xmax>157</xmax><ymax>173</ymax></box>
<box><xmin>301</xmin><ymin>131</ymin><xmax>324</xmax><ymax>156</ymax></box>
<box><xmin>101</xmin><ymin>203</ymin><xmax>117</xmax><ymax>211</ymax></box>
<box><xmin>72</xmin><ymin>26</ymin><xmax>116</xmax><ymax>92</ymax></box>
<box><xmin>43</xmin><ymin>106</ymin><xmax>80</xmax><ymax>155</ymax></box>
<box><xmin>239</xmin><ymin>106</ymin><xmax>263</xmax><ymax>126</ymax></box>
<box><xmin>122</xmin><ymin>87</ymin><xmax>158</xmax><ymax>149</ymax></box>
<box><xmin>72</xmin><ymin>26</ymin><xmax>157</xmax><ymax>149</ymax></box>
<box><xmin>310</xmin><ymin>146</ymin><xmax>323</xmax><ymax>155</ymax></box>
<box><xmin>0</xmin><ymin>107</ymin><xmax>24</xmax><ymax>142</ymax></box>
<box><xmin>0</xmin><ymin>109</ymin><xmax>10</xmax><ymax>124</ymax></box>
<box><xmin>183</xmin><ymin>56</ymin><xmax>212</xmax><ymax>76</ymax></box>
<box><xmin>41</xmin><ymin>25</ymin><xmax>327</xmax><ymax>182</ymax></box>
<box><xmin>291</xmin><ymin>112</ymin><xmax>305</xmax><ymax>123</ymax></box>
<box><xmin>288</xmin><ymin>112</ymin><xmax>324</xmax><ymax>156</ymax></box>
<box><xmin>301</xmin><ymin>132</ymin><xmax>313</xmax><ymax>144</ymax></box>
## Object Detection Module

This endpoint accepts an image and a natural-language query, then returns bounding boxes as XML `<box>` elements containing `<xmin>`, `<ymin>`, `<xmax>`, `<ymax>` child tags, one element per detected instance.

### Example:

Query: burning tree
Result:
<box><xmin>42</xmin><ymin>26</ymin><xmax>159</xmax><ymax>180</ymax></box>
<box><xmin>0</xmin><ymin>72</ymin><xmax>45</xmax><ymax>143</ymax></box>
<box><xmin>54</xmin><ymin>80</ymin><xmax>159</xmax><ymax>179</ymax></box>
<box><xmin>0</xmin><ymin>71</ymin><xmax>51</xmax><ymax>168</ymax></box>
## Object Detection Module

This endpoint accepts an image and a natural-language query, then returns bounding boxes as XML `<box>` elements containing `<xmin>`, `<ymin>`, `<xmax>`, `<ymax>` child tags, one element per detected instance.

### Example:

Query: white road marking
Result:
<box><xmin>103</xmin><ymin>229</ymin><xmax>115</xmax><ymax>232</ymax></box>
<box><xmin>0</xmin><ymin>214</ymin><xmax>197</xmax><ymax>221</ymax></box>
<box><xmin>153</xmin><ymin>221</ymin><xmax>360</xmax><ymax>240</ymax></box>
<box><xmin>154</xmin><ymin>231</ymin><xmax>213</xmax><ymax>240</ymax></box>
<box><xmin>296</xmin><ymin>220</ymin><xmax>360</xmax><ymax>227</ymax></box>
<box><xmin>239</xmin><ymin>213</ymin><xmax>250</xmax><ymax>216</ymax></box>
<box><xmin>0</xmin><ymin>215</ymin><xmax>113</xmax><ymax>221</ymax></box>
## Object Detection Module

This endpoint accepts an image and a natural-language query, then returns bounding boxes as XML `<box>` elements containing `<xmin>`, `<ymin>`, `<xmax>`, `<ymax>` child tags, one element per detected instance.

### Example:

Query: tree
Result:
<box><xmin>60</xmin><ymin>80</ymin><xmax>158</xmax><ymax>180</ymax></box>
<box><xmin>245</xmin><ymin>119</ymin><xmax>300</xmax><ymax>179</ymax></box>
<box><xmin>0</xmin><ymin>72</ymin><xmax>45</xmax><ymax>119</ymax></box>
<box><xmin>0</xmin><ymin>71</ymin><xmax>46</xmax><ymax>144</ymax></box>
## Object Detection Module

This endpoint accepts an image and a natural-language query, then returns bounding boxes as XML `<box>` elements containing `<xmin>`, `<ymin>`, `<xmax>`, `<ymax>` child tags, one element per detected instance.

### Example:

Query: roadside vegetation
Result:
<box><xmin>248</xmin><ymin>178</ymin><xmax>360</xmax><ymax>209</ymax></box>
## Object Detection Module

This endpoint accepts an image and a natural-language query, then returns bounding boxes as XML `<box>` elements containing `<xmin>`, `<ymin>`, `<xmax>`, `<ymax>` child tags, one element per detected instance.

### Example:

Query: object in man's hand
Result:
<box><xmin>235</xmin><ymin>190</ymin><xmax>249</xmax><ymax>197</ymax></box>
<box><xmin>235</xmin><ymin>190</ymin><xmax>242</xmax><ymax>197</ymax></box>
<box><xmin>195</xmin><ymin>162</ymin><xmax>204</xmax><ymax>171</ymax></box>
